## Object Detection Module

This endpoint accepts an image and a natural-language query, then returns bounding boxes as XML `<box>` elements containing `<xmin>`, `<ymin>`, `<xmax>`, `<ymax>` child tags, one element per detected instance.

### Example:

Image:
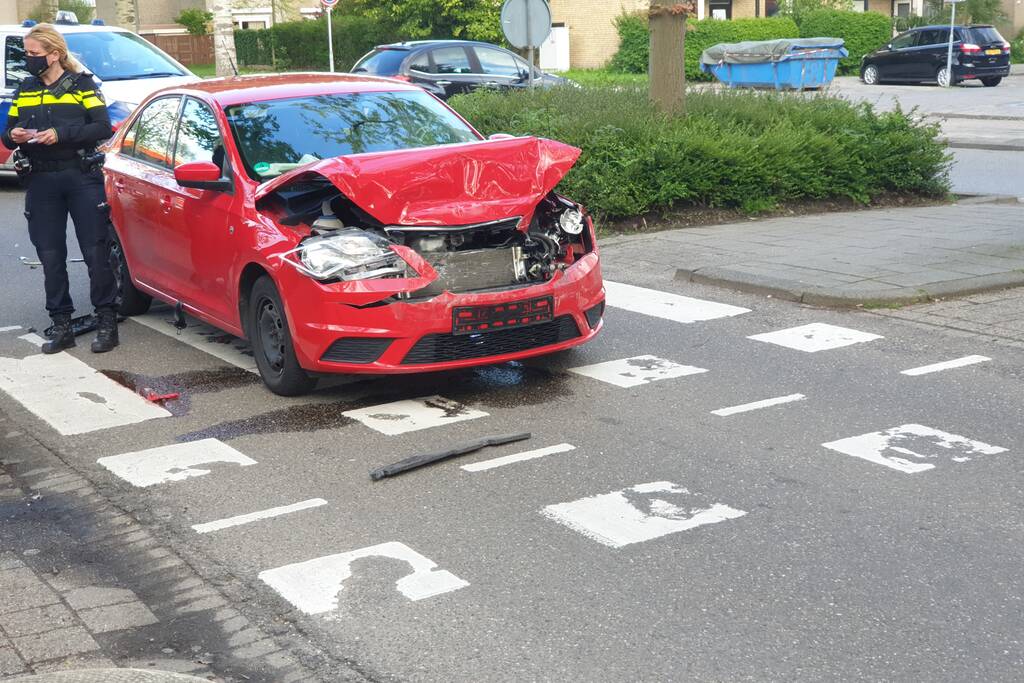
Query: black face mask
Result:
<box><xmin>25</xmin><ymin>55</ymin><xmax>50</xmax><ymax>77</ymax></box>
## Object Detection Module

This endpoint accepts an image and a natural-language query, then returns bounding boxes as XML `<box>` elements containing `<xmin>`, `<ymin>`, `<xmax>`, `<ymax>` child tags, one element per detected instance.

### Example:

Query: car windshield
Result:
<box><xmin>65</xmin><ymin>31</ymin><xmax>187</xmax><ymax>81</ymax></box>
<box><xmin>225</xmin><ymin>90</ymin><xmax>481</xmax><ymax>180</ymax></box>
<box><xmin>351</xmin><ymin>49</ymin><xmax>408</xmax><ymax>75</ymax></box>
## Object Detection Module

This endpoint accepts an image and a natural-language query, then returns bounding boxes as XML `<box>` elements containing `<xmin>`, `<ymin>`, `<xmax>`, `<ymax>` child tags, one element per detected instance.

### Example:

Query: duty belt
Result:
<box><xmin>31</xmin><ymin>158</ymin><xmax>80</xmax><ymax>173</ymax></box>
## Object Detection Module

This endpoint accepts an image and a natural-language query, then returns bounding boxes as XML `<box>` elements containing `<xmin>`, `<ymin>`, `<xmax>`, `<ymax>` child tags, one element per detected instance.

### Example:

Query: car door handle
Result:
<box><xmin>113</xmin><ymin>178</ymin><xmax>125</xmax><ymax>192</ymax></box>
<box><xmin>483</xmin><ymin>81</ymin><xmax>500</xmax><ymax>87</ymax></box>
<box><xmin>159</xmin><ymin>195</ymin><xmax>172</xmax><ymax>212</ymax></box>
<box><xmin>435</xmin><ymin>80</ymin><xmax>452</xmax><ymax>87</ymax></box>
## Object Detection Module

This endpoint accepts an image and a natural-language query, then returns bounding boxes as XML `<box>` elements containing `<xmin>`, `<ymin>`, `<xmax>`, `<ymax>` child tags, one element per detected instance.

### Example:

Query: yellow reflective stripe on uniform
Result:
<box><xmin>14</xmin><ymin>95</ymin><xmax>42</xmax><ymax>107</ymax></box>
<box><xmin>41</xmin><ymin>93</ymin><xmax>83</xmax><ymax>105</ymax></box>
<box><xmin>8</xmin><ymin>105</ymin><xmax>17</xmax><ymax>117</ymax></box>
<box><xmin>82</xmin><ymin>96</ymin><xmax>104</xmax><ymax>109</ymax></box>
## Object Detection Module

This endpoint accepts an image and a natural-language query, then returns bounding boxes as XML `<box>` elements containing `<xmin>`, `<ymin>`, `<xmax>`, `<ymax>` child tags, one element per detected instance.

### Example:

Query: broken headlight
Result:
<box><xmin>278</xmin><ymin>229</ymin><xmax>404</xmax><ymax>281</ymax></box>
<box><xmin>559</xmin><ymin>208</ymin><xmax>584</xmax><ymax>236</ymax></box>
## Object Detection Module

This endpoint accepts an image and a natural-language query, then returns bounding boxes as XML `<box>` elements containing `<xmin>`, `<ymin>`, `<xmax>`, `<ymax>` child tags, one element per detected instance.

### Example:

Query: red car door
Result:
<box><xmin>108</xmin><ymin>95</ymin><xmax>185</xmax><ymax>298</ymax></box>
<box><xmin>163</xmin><ymin>96</ymin><xmax>242</xmax><ymax>327</ymax></box>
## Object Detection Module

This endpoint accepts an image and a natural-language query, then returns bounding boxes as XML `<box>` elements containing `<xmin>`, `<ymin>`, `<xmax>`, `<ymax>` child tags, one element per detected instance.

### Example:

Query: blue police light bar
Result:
<box><xmin>22</xmin><ymin>19</ymin><xmax>38</xmax><ymax>27</ymax></box>
<box><xmin>92</xmin><ymin>19</ymin><xmax>105</xmax><ymax>25</ymax></box>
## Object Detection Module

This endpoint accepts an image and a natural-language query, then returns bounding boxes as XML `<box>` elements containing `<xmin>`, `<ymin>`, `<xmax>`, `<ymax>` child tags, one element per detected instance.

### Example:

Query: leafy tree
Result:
<box><xmin>342</xmin><ymin>0</ymin><xmax>504</xmax><ymax>43</ymax></box>
<box><xmin>59</xmin><ymin>0</ymin><xmax>95</xmax><ymax>22</ymax></box>
<box><xmin>176</xmin><ymin>8</ymin><xmax>215</xmax><ymax>36</ymax></box>
<box><xmin>777</xmin><ymin>0</ymin><xmax>852</xmax><ymax>26</ymax></box>
<box><xmin>924</xmin><ymin>0</ymin><xmax>1006</xmax><ymax>24</ymax></box>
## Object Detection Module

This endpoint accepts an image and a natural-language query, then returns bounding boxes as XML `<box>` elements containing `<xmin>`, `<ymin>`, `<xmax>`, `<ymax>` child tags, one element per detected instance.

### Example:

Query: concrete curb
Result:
<box><xmin>676</xmin><ymin>267</ymin><xmax>1024</xmax><ymax>308</ymax></box>
<box><xmin>944</xmin><ymin>139</ymin><xmax>1024</xmax><ymax>152</ymax></box>
<box><xmin>7</xmin><ymin>670</ymin><xmax>208</xmax><ymax>682</ymax></box>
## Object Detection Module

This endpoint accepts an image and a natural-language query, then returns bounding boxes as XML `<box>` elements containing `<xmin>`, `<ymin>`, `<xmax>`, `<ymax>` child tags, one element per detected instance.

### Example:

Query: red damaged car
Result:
<box><xmin>104</xmin><ymin>75</ymin><xmax>604</xmax><ymax>395</ymax></box>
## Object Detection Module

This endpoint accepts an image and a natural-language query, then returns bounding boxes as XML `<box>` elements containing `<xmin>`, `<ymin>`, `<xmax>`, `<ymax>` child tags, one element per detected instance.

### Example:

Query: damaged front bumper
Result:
<box><xmin>275</xmin><ymin>248</ymin><xmax>605</xmax><ymax>374</ymax></box>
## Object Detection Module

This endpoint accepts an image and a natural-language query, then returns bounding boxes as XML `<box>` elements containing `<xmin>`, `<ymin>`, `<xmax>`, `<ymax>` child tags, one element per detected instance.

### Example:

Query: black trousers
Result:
<box><xmin>25</xmin><ymin>167</ymin><xmax>117</xmax><ymax>316</ymax></box>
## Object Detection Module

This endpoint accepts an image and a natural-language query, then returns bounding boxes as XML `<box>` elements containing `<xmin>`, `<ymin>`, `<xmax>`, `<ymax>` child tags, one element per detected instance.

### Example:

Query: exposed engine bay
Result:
<box><xmin>258</xmin><ymin>175</ymin><xmax>595</xmax><ymax>300</ymax></box>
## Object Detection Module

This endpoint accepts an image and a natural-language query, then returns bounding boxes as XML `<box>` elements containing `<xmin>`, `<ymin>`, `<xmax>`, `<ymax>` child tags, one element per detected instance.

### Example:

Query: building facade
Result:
<box><xmin>89</xmin><ymin>0</ymin><xmax>322</xmax><ymax>34</ymax></box>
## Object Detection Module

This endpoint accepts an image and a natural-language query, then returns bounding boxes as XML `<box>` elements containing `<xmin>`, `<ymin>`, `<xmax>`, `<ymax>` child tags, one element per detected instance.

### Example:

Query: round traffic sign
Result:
<box><xmin>500</xmin><ymin>0</ymin><xmax>552</xmax><ymax>49</ymax></box>
<box><xmin>321</xmin><ymin>0</ymin><xmax>339</xmax><ymax>8</ymax></box>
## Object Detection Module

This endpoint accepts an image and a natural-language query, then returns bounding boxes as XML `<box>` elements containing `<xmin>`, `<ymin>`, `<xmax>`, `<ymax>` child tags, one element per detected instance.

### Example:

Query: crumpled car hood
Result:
<box><xmin>255</xmin><ymin>136</ymin><xmax>581</xmax><ymax>226</ymax></box>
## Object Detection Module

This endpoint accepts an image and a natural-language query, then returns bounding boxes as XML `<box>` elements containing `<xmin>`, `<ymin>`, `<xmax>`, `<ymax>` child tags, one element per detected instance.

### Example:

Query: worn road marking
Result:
<box><xmin>568</xmin><ymin>355</ymin><xmax>707</xmax><ymax>388</ymax></box>
<box><xmin>901</xmin><ymin>355</ymin><xmax>991</xmax><ymax>376</ymax></box>
<box><xmin>542</xmin><ymin>481</ymin><xmax>746</xmax><ymax>548</ymax></box>
<box><xmin>712</xmin><ymin>393</ymin><xmax>806</xmax><ymax>417</ymax></box>
<box><xmin>132</xmin><ymin>311</ymin><xmax>258</xmax><ymax>374</ymax></box>
<box><xmin>17</xmin><ymin>333</ymin><xmax>46</xmax><ymax>348</ymax></box>
<box><xmin>98</xmin><ymin>438</ymin><xmax>257</xmax><ymax>487</ymax></box>
<box><xmin>748</xmin><ymin>323</ymin><xmax>882</xmax><ymax>353</ymax></box>
<box><xmin>192</xmin><ymin>498</ymin><xmax>328</xmax><ymax>534</ymax></box>
<box><xmin>461</xmin><ymin>443</ymin><xmax>576</xmax><ymax>472</ymax></box>
<box><xmin>0</xmin><ymin>353</ymin><xmax>170</xmax><ymax>435</ymax></box>
<box><xmin>822</xmin><ymin>424</ymin><xmax>1008</xmax><ymax>474</ymax></box>
<box><xmin>0</xmin><ymin>326</ymin><xmax>22</xmax><ymax>333</ymax></box>
<box><xmin>259</xmin><ymin>541</ymin><xmax>469</xmax><ymax>615</ymax></box>
<box><xmin>343</xmin><ymin>396</ymin><xmax>487</xmax><ymax>436</ymax></box>
<box><xmin>604</xmin><ymin>280</ymin><xmax>750</xmax><ymax>324</ymax></box>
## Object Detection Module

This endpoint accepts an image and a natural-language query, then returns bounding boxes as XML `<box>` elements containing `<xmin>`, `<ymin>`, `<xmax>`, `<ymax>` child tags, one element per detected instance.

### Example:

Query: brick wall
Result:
<box><xmin>548</xmin><ymin>0</ymin><xmax>650</xmax><ymax>69</ymax></box>
<box><xmin>866</xmin><ymin>0</ymin><xmax>892</xmax><ymax>15</ymax></box>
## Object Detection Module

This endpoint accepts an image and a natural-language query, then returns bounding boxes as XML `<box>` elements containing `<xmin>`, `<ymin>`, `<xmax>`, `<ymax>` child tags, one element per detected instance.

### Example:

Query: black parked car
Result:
<box><xmin>861</xmin><ymin>25</ymin><xmax>1011</xmax><ymax>87</ymax></box>
<box><xmin>351</xmin><ymin>40</ymin><xmax>569</xmax><ymax>99</ymax></box>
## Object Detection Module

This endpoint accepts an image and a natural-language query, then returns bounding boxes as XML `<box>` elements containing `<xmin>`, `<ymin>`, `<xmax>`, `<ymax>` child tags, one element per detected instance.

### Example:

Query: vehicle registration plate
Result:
<box><xmin>985</xmin><ymin>48</ymin><xmax>1001</xmax><ymax>55</ymax></box>
<box><xmin>453</xmin><ymin>296</ymin><xmax>553</xmax><ymax>335</ymax></box>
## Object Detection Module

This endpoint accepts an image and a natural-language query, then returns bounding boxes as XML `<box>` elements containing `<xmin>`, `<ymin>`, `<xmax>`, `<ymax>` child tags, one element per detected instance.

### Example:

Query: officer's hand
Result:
<box><xmin>33</xmin><ymin>129</ymin><xmax>58</xmax><ymax>146</ymax></box>
<box><xmin>9</xmin><ymin>128</ymin><xmax>33</xmax><ymax>144</ymax></box>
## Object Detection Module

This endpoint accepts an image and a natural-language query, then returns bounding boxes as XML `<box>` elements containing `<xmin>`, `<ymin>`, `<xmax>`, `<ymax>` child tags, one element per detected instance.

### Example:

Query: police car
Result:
<box><xmin>1</xmin><ymin>11</ymin><xmax>199</xmax><ymax>174</ymax></box>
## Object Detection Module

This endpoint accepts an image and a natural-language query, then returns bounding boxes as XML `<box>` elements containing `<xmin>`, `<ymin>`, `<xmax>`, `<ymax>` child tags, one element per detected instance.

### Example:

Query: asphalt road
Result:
<box><xmin>1</xmin><ymin>188</ymin><xmax>1023</xmax><ymax>680</ymax></box>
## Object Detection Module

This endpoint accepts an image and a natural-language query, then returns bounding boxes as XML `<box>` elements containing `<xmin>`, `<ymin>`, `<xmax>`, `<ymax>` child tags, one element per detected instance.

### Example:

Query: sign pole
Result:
<box><xmin>327</xmin><ymin>5</ymin><xmax>335</xmax><ymax>72</ymax></box>
<box><xmin>944</xmin><ymin>2</ymin><xmax>956</xmax><ymax>88</ymax></box>
<box><xmin>525</xmin><ymin>0</ymin><xmax>534</xmax><ymax>89</ymax></box>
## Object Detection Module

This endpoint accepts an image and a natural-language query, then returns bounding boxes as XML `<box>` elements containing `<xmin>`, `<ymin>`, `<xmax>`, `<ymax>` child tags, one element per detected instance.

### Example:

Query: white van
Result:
<box><xmin>1</xmin><ymin>14</ymin><xmax>200</xmax><ymax>173</ymax></box>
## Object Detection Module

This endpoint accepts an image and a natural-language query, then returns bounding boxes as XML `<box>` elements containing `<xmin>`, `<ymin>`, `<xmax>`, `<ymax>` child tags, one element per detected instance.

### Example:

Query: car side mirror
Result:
<box><xmin>174</xmin><ymin>161</ymin><xmax>231</xmax><ymax>191</ymax></box>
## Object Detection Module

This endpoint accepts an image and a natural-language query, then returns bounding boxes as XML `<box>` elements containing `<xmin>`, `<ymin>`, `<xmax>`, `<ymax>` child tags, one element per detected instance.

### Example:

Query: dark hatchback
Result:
<box><xmin>861</xmin><ymin>25</ymin><xmax>1011</xmax><ymax>87</ymax></box>
<box><xmin>351</xmin><ymin>40</ymin><xmax>569</xmax><ymax>99</ymax></box>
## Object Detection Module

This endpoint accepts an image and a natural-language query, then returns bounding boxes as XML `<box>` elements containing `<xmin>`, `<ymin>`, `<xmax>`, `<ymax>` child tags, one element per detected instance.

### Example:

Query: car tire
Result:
<box><xmin>936</xmin><ymin>66</ymin><xmax>958</xmax><ymax>87</ymax></box>
<box><xmin>980</xmin><ymin>77</ymin><xmax>1002</xmax><ymax>87</ymax></box>
<box><xmin>861</xmin><ymin>65</ymin><xmax>880</xmax><ymax>85</ymax></box>
<box><xmin>248</xmin><ymin>275</ymin><xmax>317</xmax><ymax>396</ymax></box>
<box><xmin>108</xmin><ymin>226</ymin><xmax>152</xmax><ymax>316</ymax></box>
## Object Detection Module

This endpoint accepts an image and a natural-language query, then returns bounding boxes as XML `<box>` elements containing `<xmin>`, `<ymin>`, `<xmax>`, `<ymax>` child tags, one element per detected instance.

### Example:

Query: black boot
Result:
<box><xmin>91</xmin><ymin>309</ymin><xmax>119</xmax><ymax>353</ymax></box>
<box><xmin>42</xmin><ymin>314</ymin><xmax>76</xmax><ymax>354</ymax></box>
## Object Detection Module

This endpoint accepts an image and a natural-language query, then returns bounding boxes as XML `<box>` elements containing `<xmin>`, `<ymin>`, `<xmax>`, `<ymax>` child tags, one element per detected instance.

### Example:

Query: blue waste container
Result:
<box><xmin>700</xmin><ymin>38</ymin><xmax>848</xmax><ymax>90</ymax></box>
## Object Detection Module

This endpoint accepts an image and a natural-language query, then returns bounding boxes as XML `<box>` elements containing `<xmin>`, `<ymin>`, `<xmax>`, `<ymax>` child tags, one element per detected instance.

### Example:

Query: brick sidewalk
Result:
<box><xmin>0</xmin><ymin>421</ymin><xmax>320</xmax><ymax>682</ymax></box>
<box><xmin>600</xmin><ymin>200</ymin><xmax>1024</xmax><ymax>307</ymax></box>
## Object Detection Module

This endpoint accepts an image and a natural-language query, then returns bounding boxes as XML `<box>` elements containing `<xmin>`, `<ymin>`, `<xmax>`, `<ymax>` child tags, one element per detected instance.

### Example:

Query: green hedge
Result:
<box><xmin>449</xmin><ymin>87</ymin><xmax>948</xmax><ymax>218</ymax></box>
<box><xmin>1012</xmin><ymin>29</ymin><xmax>1024</xmax><ymax>64</ymax></box>
<box><xmin>234</xmin><ymin>14</ymin><xmax>392</xmax><ymax>70</ymax></box>
<box><xmin>799</xmin><ymin>9</ymin><xmax>891</xmax><ymax>75</ymax></box>
<box><xmin>608</xmin><ymin>14</ymin><xmax>800</xmax><ymax>80</ymax></box>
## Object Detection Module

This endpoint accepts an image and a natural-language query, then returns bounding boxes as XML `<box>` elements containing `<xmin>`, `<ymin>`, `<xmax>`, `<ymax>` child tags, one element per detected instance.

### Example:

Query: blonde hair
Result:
<box><xmin>25</xmin><ymin>24</ymin><xmax>85</xmax><ymax>74</ymax></box>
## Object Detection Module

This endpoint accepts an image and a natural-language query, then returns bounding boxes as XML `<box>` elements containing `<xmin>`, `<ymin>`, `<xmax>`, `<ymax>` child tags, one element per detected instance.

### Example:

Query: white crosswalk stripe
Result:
<box><xmin>132</xmin><ymin>311</ymin><xmax>258</xmax><ymax>373</ymax></box>
<box><xmin>461</xmin><ymin>443</ymin><xmax>576</xmax><ymax>472</ymax></box>
<box><xmin>343</xmin><ymin>396</ymin><xmax>488</xmax><ymax>435</ymax></box>
<box><xmin>0</xmin><ymin>326</ymin><xmax>22</xmax><ymax>333</ymax></box>
<box><xmin>901</xmin><ymin>355</ymin><xmax>991</xmax><ymax>376</ymax></box>
<box><xmin>712</xmin><ymin>393</ymin><xmax>806</xmax><ymax>417</ymax></box>
<box><xmin>98</xmin><ymin>438</ymin><xmax>257</xmax><ymax>487</ymax></box>
<box><xmin>192</xmin><ymin>499</ymin><xmax>328</xmax><ymax>534</ymax></box>
<box><xmin>568</xmin><ymin>355</ymin><xmax>707</xmax><ymax>388</ymax></box>
<box><xmin>822</xmin><ymin>424</ymin><xmax>1008</xmax><ymax>474</ymax></box>
<box><xmin>604</xmin><ymin>280</ymin><xmax>750</xmax><ymax>323</ymax></box>
<box><xmin>0</xmin><ymin>352</ymin><xmax>170</xmax><ymax>435</ymax></box>
<box><xmin>748</xmin><ymin>322</ymin><xmax>882</xmax><ymax>352</ymax></box>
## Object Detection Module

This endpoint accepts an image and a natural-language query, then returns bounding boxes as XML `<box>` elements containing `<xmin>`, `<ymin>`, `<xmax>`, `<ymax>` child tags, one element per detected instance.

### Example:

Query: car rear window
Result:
<box><xmin>352</xmin><ymin>49</ymin><xmax>408</xmax><ymax>75</ymax></box>
<box><xmin>224</xmin><ymin>90</ymin><xmax>481</xmax><ymax>180</ymax></box>
<box><xmin>965</xmin><ymin>27</ymin><xmax>1005</xmax><ymax>45</ymax></box>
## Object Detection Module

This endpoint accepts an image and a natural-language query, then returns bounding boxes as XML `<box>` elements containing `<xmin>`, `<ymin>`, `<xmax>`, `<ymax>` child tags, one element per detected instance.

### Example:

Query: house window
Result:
<box><xmin>852</xmin><ymin>0</ymin><xmax>867</xmax><ymax>12</ymax></box>
<box><xmin>708</xmin><ymin>0</ymin><xmax>731</xmax><ymax>19</ymax></box>
<box><xmin>896</xmin><ymin>1</ymin><xmax>911</xmax><ymax>17</ymax></box>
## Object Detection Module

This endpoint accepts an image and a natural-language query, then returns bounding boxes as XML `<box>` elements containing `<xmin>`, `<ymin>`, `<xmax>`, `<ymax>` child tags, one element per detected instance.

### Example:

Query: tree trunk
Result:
<box><xmin>112</xmin><ymin>0</ymin><xmax>135</xmax><ymax>31</ymax></box>
<box><xmin>208</xmin><ymin>0</ymin><xmax>238</xmax><ymax>77</ymax></box>
<box><xmin>649</xmin><ymin>3</ymin><xmax>690</xmax><ymax>115</ymax></box>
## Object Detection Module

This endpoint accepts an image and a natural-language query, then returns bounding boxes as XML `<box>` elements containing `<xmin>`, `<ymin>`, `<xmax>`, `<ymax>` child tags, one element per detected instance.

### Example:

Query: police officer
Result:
<box><xmin>1</xmin><ymin>24</ymin><xmax>118</xmax><ymax>354</ymax></box>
